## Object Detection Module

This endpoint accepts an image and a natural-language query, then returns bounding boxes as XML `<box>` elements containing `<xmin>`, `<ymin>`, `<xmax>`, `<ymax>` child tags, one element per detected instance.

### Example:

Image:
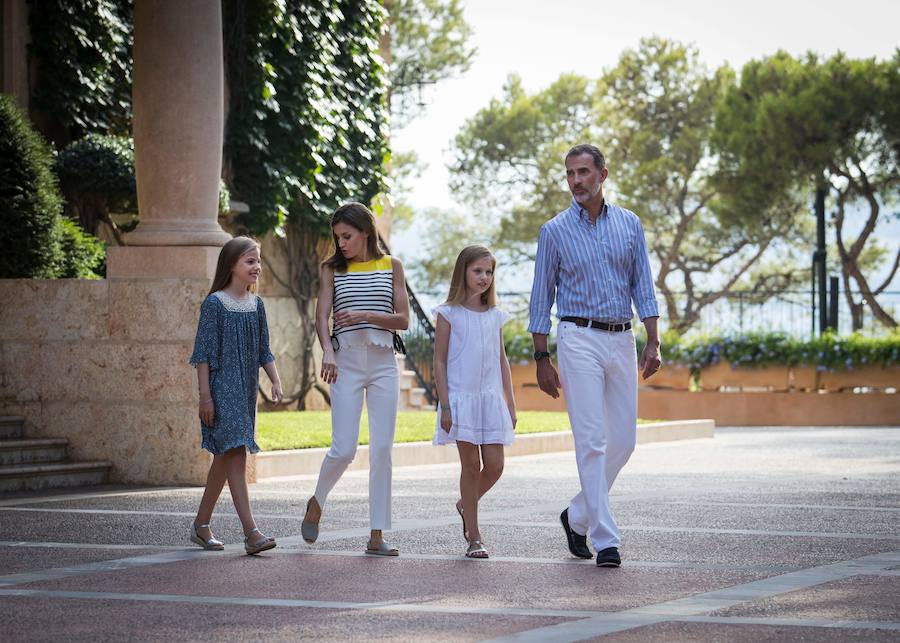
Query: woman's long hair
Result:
<box><xmin>323</xmin><ymin>202</ymin><xmax>384</xmax><ymax>273</ymax></box>
<box><xmin>208</xmin><ymin>236</ymin><xmax>261</xmax><ymax>296</ymax></box>
<box><xmin>445</xmin><ymin>245</ymin><xmax>497</xmax><ymax>308</ymax></box>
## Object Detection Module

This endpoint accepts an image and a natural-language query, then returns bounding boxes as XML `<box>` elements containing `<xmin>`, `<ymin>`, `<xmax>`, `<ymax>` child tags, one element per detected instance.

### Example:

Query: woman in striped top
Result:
<box><xmin>301</xmin><ymin>202</ymin><xmax>410</xmax><ymax>556</ymax></box>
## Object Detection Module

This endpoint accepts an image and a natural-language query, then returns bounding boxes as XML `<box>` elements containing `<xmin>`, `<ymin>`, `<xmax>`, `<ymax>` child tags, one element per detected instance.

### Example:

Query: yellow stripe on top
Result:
<box><xmin>346</xmin><ymin>255</ymin><xmax>392</xmax><ymax>272</ymax></box>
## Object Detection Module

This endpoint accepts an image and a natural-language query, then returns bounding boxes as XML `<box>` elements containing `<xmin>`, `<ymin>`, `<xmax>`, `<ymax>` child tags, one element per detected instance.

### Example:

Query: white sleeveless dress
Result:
<box><xmin>432</xmin><ymin>305</ymin><xmax>515</xmax><ymax>446</ymax></box>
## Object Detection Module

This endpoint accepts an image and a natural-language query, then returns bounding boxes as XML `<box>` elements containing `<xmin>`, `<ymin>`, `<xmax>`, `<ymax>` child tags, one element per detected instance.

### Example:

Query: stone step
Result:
<box><xmin>0</xmin><ymin>438</ymin><xmax>69</xmax><ymax>466</ymax></box>
<box><xmin>0</xmin><ymin>461</ymin><xmax>112</xmax><ymax>493</ymax></box>
<box><xmin>0</xmin><ymin>416</ymin><xmax>25</xmax><ymax>440</ymax></box>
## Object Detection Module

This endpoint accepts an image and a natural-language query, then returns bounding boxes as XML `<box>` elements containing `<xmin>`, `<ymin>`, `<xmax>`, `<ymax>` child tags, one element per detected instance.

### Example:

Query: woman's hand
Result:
<box><xmin>271</xmin><ymin>380</ymin><xmax>284</xmax><ymax>404</ymax></box>
<box><xmin>333</xmin><ymin>310</ymin><xmax>369</xmax><ymax>327</ymax></box>
<box><xmin>199</xmin><ymin>399</ymin><xmax>215</xmax><ymax>426</ymax></box>
<box><xmin>320</xmin><ymin>352</ymin><xmax>338</xmax><ymax>384</ymax></box>
<box><xmin>440</xmin><ymin>408</ymin><xmax>452</xmax><ymax>433</ymax></box>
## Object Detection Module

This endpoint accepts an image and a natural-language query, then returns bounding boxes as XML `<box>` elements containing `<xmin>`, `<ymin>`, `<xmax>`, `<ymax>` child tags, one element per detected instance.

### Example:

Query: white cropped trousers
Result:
<box><xmin>313</xmin><ymin>344</ymin><xmax>399</xmax><ymax>530</ymax></box>
<box><xmin>557</xmin><ymin>321</ymin><xmax>638</xmax><ymax>551</ymax></box>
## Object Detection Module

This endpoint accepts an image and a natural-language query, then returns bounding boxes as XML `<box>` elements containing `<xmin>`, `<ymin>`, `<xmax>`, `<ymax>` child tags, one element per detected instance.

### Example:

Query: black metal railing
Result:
<box><xmin>378</xmin><ymin>236</ymin><xmax>437</xmax><ymax>405</ymax></box>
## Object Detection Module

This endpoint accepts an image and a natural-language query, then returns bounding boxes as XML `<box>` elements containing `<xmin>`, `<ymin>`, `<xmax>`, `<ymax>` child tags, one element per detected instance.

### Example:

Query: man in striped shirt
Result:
<box><xmin>528</xmin><ymin>144</ymin><xmax>661</xmax><ymax>568</ymax></box>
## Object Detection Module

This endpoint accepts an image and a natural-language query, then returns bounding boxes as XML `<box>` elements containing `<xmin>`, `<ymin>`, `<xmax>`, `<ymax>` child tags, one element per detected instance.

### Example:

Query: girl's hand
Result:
<box><xmin>320</xmin><ymin>353</ymin><xmax>338</xmax><ymax>384</ymax></box>
<box><xmin>440</xmin><ymin>408</ymin><xmax>452</xmax><ymax>433</ymax></box>
<box><xmin>509</xmin><ymin>406</ymin><xmax>518</xmax><ymax>430</ymax></box>
<box><xmin>333</xmin><ymin>310</ymin><xmax>369</xmax><ymax>327</ymax></box>
<box><xmin>199</xmin><ymin>399</ymin><xmax>215</xmax><ymax>426</ymax></box>
<box><xmin>271</xmin><ymin>380</ymin><xmax>284</xmax><ymax>404</ymax></box>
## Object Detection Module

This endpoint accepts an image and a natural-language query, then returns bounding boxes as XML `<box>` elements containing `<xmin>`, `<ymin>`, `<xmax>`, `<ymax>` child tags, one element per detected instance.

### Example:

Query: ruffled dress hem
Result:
<box><xmin>201</xmin><ymin>437</ymin><xmax>261</xmax><ymax>456</ymax></box>
<box><xmin>334</xmin><ymin>327</ymin><xmax>394</xmax><ymax>350</ymax></box>
<box><xmin>433</xmin><ymin>391</ymin><xmax>514</xmax><ymax>446</ymax></box>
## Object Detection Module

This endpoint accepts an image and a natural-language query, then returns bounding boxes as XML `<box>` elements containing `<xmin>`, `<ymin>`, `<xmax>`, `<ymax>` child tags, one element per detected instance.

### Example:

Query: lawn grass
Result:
<box><xmin>257</xmin><ymin>410</ymin><xmax>652</xmax><ymax>451</ymax></box>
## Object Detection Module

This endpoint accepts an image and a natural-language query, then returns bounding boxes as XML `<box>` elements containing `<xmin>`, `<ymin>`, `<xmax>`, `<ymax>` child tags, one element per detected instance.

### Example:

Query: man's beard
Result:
<box><xmin>572</xmin><ymin>184</ymin><xmax>600</xmax><ymax>203</ymax></box>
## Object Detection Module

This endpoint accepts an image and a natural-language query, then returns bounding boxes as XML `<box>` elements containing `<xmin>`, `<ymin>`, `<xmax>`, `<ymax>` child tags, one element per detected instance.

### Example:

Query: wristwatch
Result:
<box><xmin>533</xmin><ymin>351</ymin><xmax>551</xmax><ymax>362</ymax></box>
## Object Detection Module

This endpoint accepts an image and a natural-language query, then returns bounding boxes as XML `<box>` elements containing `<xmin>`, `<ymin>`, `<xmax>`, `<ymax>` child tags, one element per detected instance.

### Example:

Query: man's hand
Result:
<box><xmin>536</xmin><ymin>359</ymin><xmax>561</xmax><ymax>399</ymax></box>
<box><xmin>639</xmin><ymin>341</ymin><xmax>662</xmax><ymax>380</ymax></box>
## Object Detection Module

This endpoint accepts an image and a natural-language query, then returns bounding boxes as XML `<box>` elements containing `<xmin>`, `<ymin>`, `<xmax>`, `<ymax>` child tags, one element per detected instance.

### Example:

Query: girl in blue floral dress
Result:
<box><xmin>189</xmin><ymin>236</ymin><xmax>283</xmax><ymax>555</ymax></box>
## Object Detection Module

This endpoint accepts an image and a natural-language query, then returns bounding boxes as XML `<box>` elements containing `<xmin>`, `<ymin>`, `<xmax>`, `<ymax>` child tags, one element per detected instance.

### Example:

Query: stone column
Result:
<box><xmin>126</xmin><ymin>0</ymin><xmax>231</xmax><ymax>248</ymax></box>
<box><xmin>100</xmin><ymin>1</ymin><xmax>233</xmax><ymax>484</ymax></box>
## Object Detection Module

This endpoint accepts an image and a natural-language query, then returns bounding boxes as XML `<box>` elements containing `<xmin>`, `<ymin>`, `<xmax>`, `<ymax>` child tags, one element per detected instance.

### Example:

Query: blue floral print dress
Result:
<box><xmin>189</xmin><ymin>290</ymin><xmax>275</xmax><ymax>455</ymax></box>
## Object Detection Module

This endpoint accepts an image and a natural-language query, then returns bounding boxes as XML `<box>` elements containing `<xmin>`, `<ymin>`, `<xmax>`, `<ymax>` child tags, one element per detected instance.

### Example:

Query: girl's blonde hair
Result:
<box><xmin>445</xmin><ymin>245</ymin><xmax>497</xmax><ymax>307</ymax></box>
<box><xmin>208</xmin><ymin>236</ymin><xmax>261</xmax><ymax>296</ymax></box>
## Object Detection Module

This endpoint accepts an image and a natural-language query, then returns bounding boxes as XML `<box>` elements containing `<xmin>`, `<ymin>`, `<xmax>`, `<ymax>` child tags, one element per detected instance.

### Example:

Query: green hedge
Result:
<box><xmin>663</xmin><ymin>331</ymin><xmax>900</xmax><ymax>371</ymax></box>
<box><xmin>501</xmin><ymin>323</ymin><xmax>899</xmax><ymax>372</ymax></box>
<box><xmin>0</xmin><ymin>94</ymin><xmax>64</xmax><ymax>278</ymax></box>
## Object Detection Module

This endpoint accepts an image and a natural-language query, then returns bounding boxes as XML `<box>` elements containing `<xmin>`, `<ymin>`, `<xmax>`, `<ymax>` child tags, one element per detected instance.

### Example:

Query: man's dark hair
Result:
<box><xmin>565</xmin><ymin>144</ymin><xmax>606</xmax><ymax>171</ymax></box>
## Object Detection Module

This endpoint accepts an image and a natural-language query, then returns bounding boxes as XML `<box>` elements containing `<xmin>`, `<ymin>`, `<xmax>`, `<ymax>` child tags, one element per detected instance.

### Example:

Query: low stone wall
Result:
<box><xmin>510</xmin><ymin>363</ymin><xmax>899</xmax><ymax>426</ymax></box>
<box><xmin>0</xmin><ymin>277</ymin><xmax>213</xmax><ymax>485</ymax></box>
<box><xmin>638</xmin><ymin>389</ymin><xmax>899</xmax><ymax>426</ymax></box>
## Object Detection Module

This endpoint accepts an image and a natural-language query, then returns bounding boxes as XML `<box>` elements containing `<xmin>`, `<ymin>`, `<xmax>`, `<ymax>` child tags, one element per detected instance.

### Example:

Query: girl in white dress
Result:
<box><xmin>433</xmin><ymin>245</ymin><xmax>517</xmax><ymax>559</ymax></box>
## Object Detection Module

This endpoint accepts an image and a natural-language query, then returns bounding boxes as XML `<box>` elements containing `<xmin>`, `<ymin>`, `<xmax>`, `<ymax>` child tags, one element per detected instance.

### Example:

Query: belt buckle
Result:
<box><xmin>613</xmin><ymin>322</ymin><xmax>623</xmax><ymax>332</ymax></box>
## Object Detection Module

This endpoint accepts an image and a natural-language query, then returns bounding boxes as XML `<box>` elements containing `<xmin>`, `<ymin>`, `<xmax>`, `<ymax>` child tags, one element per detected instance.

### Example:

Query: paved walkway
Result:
<box><xmin>1</xmin><ymin>427</ymin><xmax>898</xmax><ymax>641</ymax></box>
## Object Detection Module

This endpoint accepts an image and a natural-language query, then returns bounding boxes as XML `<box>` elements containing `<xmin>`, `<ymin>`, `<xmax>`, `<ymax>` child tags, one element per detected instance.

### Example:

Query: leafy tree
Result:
<box><xmin>223</xmin><ymin>0</ymin><xmax>389</xmax><ymax>408</ymax></box>
<box><xmin>450</xmin><ymin>73</ymin><xmax>594</xmax><ymax>263</ymax></box>
<box><xmin>56</xmin><ymin>134</ymin><xmax>136</xmax><ymax>245</ymax></box>
<box><xmin>600</xmin><ymin>39</ymin><xmax>808</xmax><ymax>332</ymax></box>
<box><xmin>450</xmin><ymin>39</ymin><xmax>810</xmax><ymax>332</ymax></box>
<box><xmin>26</xmin><ymin>0</ymin><xmax>132</xmax><ymax>145</ymax></box>
<box><xmin>715</xmin><ymin>51</ymin><xmax>900</xmax><ymax>330</ymax></box>
<box><xmin>384</xmin><ymin>0</ymin><xmax>475</xmax><ymax>125</ymax></box>
<box><xmin>383</xmin><ymin>0</ymin><xmax>476</xmax><ymax>245</ymax></box>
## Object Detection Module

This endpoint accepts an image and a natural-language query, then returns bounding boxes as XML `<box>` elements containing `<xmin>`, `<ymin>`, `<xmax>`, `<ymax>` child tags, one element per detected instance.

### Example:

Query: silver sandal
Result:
<box><xmin>365</xmin><ymin>540</ymin><xmax>399</xmax><ymax>556</ymax></box>
<box><xmin>244</xmin><ymin>528</ymin><xmax>276</xmax><ymax>555</ymax></box>
<box><xmin>190</xmin><ymin>523</ymin><xmax>224</xmax><ymax>551</ymax></box>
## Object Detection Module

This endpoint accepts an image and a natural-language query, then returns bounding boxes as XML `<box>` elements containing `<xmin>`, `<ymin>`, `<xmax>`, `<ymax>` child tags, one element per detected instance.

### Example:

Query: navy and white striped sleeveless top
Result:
<box><xmin>332</xmin><ymin>255</ymin><xmax>394</xmax><ymax>348</ymax></box>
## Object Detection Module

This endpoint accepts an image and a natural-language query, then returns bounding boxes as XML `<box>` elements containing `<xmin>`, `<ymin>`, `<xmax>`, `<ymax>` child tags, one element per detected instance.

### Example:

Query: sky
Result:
<box><xmin>390</xmin><ymin>0</ymin><xmax>900</xmax><ymax>292</ymax></box>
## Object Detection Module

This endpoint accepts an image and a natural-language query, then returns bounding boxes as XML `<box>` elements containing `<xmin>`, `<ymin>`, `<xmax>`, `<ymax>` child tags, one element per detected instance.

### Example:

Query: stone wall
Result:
<box><xmin>261</xmin><ymin>296</ymin><xmax>328</xmax><ymax>411</ymax></box>
<box><xmin>0</xmin><ymin>278</ymin><xmax>213</xmax><ymax>484</ymax></box>
<box><xmin>509</xmin><ymin>363</ymin><xmax>898</xmax><ymax>426</ymax></box>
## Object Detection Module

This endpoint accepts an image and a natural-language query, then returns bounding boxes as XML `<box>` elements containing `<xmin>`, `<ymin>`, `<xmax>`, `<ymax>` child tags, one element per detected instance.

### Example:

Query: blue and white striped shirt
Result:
<box><xmin>527</xmin><ymin>199</ymin><xmax>659</xmax><ymax>335</ymax></box>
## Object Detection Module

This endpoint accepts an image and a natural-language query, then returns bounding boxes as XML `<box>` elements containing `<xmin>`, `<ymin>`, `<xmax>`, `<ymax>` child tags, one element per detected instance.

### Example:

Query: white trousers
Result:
<box><xmin>313</xmin><ymin>344</ymin><xmax>399</xmax><ymax>530</ymax></box>
<box><xmin>557</xmin><ymin>321</ymin><xmax>637</xmax><ymax>551</ymax></box>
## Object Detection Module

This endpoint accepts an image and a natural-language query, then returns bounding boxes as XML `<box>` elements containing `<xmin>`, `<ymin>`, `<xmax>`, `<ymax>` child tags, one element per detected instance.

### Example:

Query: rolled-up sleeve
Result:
<box><xmin>630</xmin><ymin>219</ymin><xmax>659</xmax><ymax>320</ymax></box>
<box><xmin>528</xmin><ymin>224</ymin><xmax>559</xmax><ymax>334</ymax></box>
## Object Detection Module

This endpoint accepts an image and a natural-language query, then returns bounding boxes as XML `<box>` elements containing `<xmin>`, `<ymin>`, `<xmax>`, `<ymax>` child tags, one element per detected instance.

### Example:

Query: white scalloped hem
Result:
<box><xmin>335</xmin><ymin>329</ymin><xmax>394</xmax><ymax>350</ymax></box>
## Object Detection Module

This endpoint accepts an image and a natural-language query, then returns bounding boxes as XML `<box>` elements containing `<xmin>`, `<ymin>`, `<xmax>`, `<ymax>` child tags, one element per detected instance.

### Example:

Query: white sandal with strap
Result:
<box><xmin>465</xmin><ymin>540</ymin><xmax>489</xmax><ymax>559</ymax></box>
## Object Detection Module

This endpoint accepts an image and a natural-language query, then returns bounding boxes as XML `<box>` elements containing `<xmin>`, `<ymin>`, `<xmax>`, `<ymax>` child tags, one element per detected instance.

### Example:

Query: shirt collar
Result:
<box><xmin>571</xmin><ymin>198</ymin><xmax>608</xmax><ymax>223</ymax></box>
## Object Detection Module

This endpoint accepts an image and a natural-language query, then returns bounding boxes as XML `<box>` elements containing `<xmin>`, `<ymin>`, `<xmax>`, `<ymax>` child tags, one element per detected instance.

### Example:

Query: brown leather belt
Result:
<box><xmin>560</xmin><ymin>316</ymin><xmax>632</xmax><ymax>332</ymax></box>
